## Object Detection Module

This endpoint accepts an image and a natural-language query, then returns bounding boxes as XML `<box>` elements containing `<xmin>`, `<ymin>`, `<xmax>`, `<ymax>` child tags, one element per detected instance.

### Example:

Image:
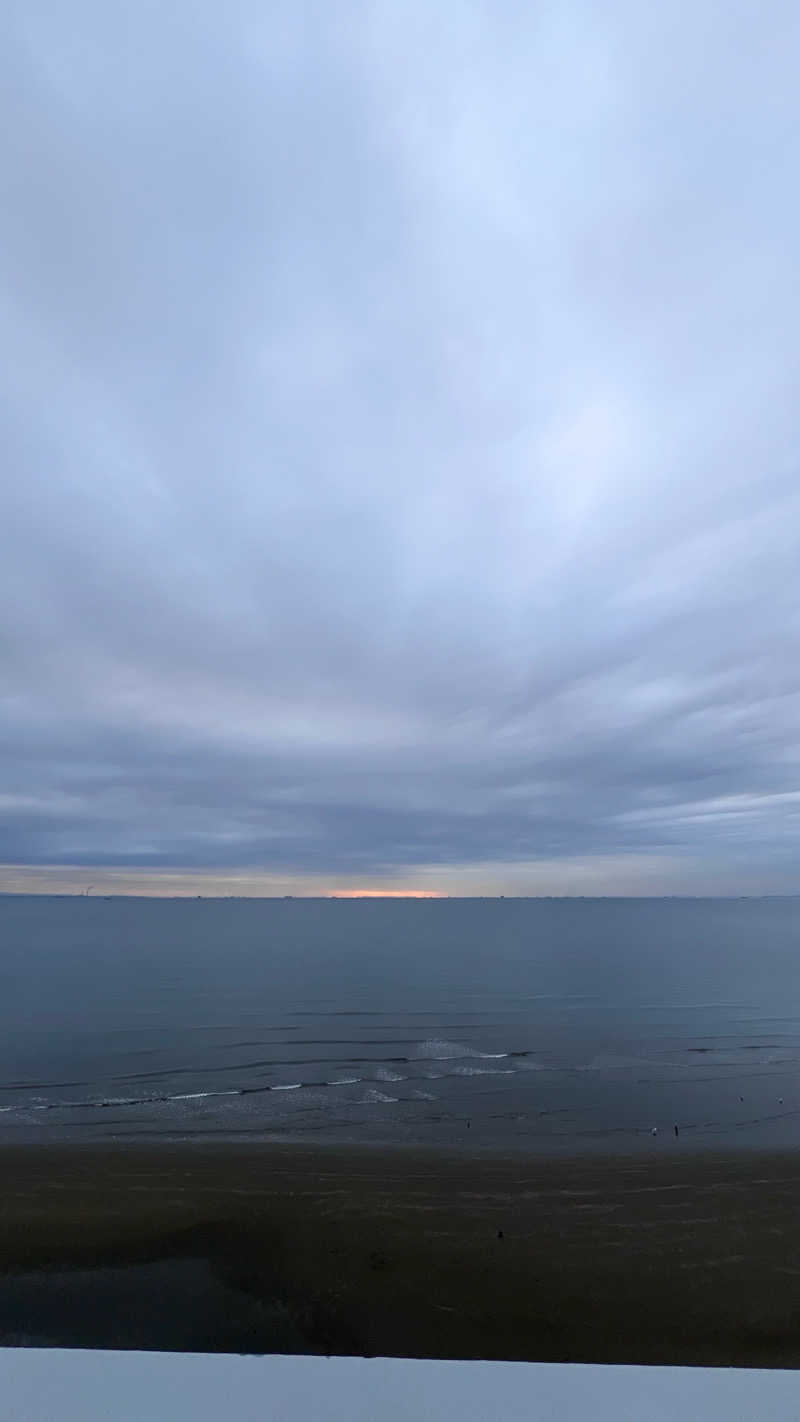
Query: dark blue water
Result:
<box><xmin>1</xmin><ymin>896</ymin><xmax>800</xmax><ymax>1153</ymax></box>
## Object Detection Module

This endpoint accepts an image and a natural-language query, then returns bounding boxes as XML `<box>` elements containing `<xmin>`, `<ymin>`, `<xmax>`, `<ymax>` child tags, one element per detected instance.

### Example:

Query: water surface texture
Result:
<box><xmin>1</xmin><ymin>896</ymin><xmax>799</xmax><ymax>1152</ymax></box>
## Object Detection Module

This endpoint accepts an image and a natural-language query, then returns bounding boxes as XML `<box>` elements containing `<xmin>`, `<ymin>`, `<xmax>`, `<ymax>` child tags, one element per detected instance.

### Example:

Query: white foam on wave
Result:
<box><xmin>271</xmin><ymin>1083</ymin><xmax>302</xmax><ymax>1091</ymax></box>
<box><xmin>417</xmin><ymin>1038</ymin><xmax>472</xmax><ymax>1060</ymax></box>
<box><xmin>0</xmin><ymin>1095</ymin><xmax>57</xmax><ymax>1114</ymax></box>
<box><xmin>452</xmin><ymin>1065</ymin><xmax>514</xmax><ymax>1077</ymax></box>
<box><xmin>328</xmin><ymin>1077</ymin><xmax>361</xmax><ymax>1086</ymax></box>
<box><xmin>0</xmin><ymin>1089</ymin><xmax>243</xmax><ymax>1115</ymax></box>
<box><xmin>417</xmin><ymin>1038</ymin><xmax>508</xmax><ymax>1061</ymax></box>
<box><xmin>170</xmin><ymin>1090</ymin><xmax>240</xmax><ymax>1101</ymax></box>
<box><xmin>375</xmin><ymin>1068</ymin><xmax>404</xmax><ymax>1082</ymax></box>
<box><xmin>362</xmin><ymin>1089</ymin><xmax>398</xmax><ymax>1104</ymax></box>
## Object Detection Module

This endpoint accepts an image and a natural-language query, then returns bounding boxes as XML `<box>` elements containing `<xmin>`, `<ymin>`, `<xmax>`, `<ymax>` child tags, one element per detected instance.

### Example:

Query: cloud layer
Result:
<box><xmin>2</xmin><ymin>1</ymin><xmax>800</xmax><ymax>892</ymax></box>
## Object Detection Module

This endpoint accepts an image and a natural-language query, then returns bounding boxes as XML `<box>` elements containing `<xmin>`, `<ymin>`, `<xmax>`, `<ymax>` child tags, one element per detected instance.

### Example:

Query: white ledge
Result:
<box><xmin>2</xmin><ymin>1351</ymin><xmax>800</xmax><ymax>1421</ymax></box>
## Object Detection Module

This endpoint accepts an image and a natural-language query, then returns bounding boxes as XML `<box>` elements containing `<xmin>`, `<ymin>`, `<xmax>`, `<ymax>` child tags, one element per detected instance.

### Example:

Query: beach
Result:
<box><xmin>2</xmin><ymin>1142</ymin><xmax>800</xmax><ymax>1366</ymax></box>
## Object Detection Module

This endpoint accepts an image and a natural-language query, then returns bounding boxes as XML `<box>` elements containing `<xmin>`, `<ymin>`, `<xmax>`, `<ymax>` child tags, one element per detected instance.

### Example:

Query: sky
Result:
<box><xmin>2</xmin><ymin>1</ymin><xmax>800</xmax><ymax>896</ymax></box>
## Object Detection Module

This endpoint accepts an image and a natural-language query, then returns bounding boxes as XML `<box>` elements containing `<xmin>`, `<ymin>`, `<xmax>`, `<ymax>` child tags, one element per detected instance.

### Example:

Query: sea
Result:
<box><xmin>1</xmin><ymin>895</ymin><xmax>799</xmax><ymax>1154</ymax></box>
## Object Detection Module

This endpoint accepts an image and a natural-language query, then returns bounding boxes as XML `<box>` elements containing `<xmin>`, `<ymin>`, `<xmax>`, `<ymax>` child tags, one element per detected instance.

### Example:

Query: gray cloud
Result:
<box><xmin>2</xmin><ymin>1</ymin><xmax>800</xmax><ymax>892</ymax></box>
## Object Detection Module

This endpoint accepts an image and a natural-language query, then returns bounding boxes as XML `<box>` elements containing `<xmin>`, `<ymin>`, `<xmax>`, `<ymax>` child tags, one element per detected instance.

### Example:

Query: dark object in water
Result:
<box><xmin>674</xmin><ymin>1125</ymin><xmax>679</xmax><ymax>1138</ymax></box>
<box><xmin>497</xmin><ymin>1230</ymin><xmax>504</xmax><ymax>1241</ymax></box>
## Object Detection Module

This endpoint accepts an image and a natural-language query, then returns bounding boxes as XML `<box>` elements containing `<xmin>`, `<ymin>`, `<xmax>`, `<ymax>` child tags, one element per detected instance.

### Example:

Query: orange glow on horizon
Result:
<box><xmin>330</xmin><ymin>889</ymin><xmax>445</xmax><ymax>898</ymax></box>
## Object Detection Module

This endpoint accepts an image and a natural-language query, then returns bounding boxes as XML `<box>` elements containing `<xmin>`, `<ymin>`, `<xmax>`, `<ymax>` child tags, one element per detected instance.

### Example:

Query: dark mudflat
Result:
<box><xmin>1</xmin><ymin>1142</ymin><xmax>800</xmax><ymax>1365</ymax></box>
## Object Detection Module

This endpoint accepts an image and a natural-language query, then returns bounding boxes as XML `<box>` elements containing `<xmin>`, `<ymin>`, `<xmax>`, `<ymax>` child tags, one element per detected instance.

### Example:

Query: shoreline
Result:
<box><xmin>3</xmin><ymin>1141</ymin><xmax>800</xmax><ymax>1364</ymax></box>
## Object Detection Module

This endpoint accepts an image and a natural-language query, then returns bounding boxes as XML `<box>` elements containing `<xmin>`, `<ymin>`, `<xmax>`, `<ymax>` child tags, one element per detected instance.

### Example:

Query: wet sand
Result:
<box><xmin>2</xmin><ymin>1143</ymin><xmax>800</xmax><ymax>1365</ymax></box>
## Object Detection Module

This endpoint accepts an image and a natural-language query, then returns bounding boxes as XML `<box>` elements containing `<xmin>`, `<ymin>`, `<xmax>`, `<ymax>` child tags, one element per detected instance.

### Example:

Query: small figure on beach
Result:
<box><xmin>674</xmin><ymin>1124</ymin><xmax>679</xmax><ymax>1138</ymax></box>
<box><xmin>497</xmin><ymin>1229</ymin><xmax>504</xmax><ymax>1240</ymax></box>
<box><xmin>651</xmin><ymin>1127</ymin><xmax>658</xmax><ymax>1136</ymax></box>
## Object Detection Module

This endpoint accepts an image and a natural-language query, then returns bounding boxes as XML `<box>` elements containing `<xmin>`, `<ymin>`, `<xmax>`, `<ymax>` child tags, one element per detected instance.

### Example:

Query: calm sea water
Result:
<box><xmin>1</xmin><ymin>895</ymin><xmax>800</xmax><ymax>1154</ymax></box>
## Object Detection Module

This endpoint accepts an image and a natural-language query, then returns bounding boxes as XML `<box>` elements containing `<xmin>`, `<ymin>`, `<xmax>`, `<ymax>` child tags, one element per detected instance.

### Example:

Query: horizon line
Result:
<box><xmin>1</xmin><ymin>892</ymin><xmax>797</xmax><ymax>901</ymax></box>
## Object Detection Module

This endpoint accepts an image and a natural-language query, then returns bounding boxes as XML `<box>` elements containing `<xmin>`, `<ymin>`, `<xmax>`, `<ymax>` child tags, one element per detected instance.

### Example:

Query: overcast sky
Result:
<box><xmin>2</xmin><ymin>2</ymin><xmax>799</xmax><ymax>895</ymax></box>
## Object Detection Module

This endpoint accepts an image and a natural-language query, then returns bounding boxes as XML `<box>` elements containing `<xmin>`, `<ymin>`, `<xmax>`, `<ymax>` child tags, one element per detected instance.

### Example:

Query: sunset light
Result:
<box><xmin>329</xmin><ymin>890</ymin><xmax>445</xmax><ymax>899</ymax></box>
